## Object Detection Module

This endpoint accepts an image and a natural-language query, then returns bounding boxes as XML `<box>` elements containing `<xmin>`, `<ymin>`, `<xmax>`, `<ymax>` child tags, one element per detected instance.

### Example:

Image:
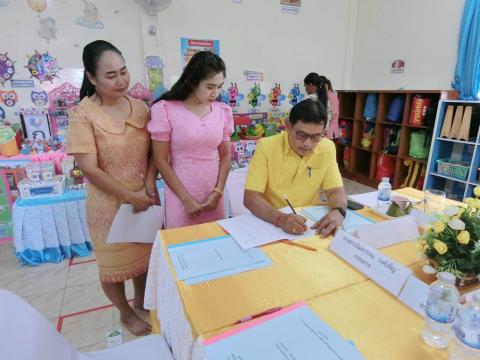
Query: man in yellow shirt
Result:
<box><xmin>244</xmin><ymin>99</ymin><xmax>347</xmax><ymax>237</ymax></box>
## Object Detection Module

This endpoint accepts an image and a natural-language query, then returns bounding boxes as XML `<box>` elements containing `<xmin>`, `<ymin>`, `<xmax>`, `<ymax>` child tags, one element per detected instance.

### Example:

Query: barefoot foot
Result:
<box><xmin>121</xmin><ymin>311</ymin><xmax>152</xmax><ymax>336</ymax></box>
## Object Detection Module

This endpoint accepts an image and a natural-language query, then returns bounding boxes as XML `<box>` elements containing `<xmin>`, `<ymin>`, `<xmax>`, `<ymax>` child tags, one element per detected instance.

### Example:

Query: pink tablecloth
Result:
<box><xmin>0</xmin><ymin>151</ymin><xmax>67</xmax><ymax>173</ymax></box>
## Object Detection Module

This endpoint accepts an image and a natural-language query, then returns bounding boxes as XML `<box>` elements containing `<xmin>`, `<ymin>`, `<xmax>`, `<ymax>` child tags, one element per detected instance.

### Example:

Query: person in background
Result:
<box><xmin>304</xmin><ymin>73</ymin><xmax>339</xmax><ymax>140</ymax></box>
<box><xmin>149</xmin><ymin>51</ymin><xmax>233</xmax><ymax>228</ymax></box>
<box><xmin>244</xmin><ymin>99</ymin><xmax>347</xmax><ymax>238</ymax></box>
<box><xmin>67</xmin><ymin>40</ymin><xmax>158</xmax><ymax>336</ymax></box>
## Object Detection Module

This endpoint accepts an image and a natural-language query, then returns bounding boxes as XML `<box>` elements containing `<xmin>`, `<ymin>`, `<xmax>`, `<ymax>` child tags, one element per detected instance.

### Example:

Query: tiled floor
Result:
<box><xmin>0</xmin><ymin>178</ymin><xmax>374</xmax><ymax>352</ymax></box>
<box><xmin>0</xmin><ymin>242</ymin><xmax>142</xmax><ymax>352</ymax></box>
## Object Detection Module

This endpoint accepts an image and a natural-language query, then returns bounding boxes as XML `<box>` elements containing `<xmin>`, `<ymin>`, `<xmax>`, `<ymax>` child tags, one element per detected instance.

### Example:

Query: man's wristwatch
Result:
<box><xmin>331</xmin><ymin>207</ymin><xmax>346</xmax><ymax>218</ymax></box>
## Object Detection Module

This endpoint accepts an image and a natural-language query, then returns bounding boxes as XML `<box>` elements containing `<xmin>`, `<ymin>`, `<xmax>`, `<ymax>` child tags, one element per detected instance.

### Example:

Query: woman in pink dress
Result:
<box><xmin>304</xmin><ymin>73</ymin><xmax>339</xmax><ymax>140</ymax></box>
<box><xmin>148</xmin><ymin>51</ymin><xmax>233</xmax><ymax>228</ymax></box>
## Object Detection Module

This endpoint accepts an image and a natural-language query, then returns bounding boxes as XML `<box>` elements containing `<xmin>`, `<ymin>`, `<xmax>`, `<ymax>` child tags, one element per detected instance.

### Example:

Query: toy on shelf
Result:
<box><xmin>232</xmin><ymin>112</ymin><xmax>268</xmax><ymax>140</ymax></box>
<box><xmin>48</xmin><ymin>82</ymin><xmax>80</xmax><ymax>135</ymax></box>
<box><xmin>70</xmin><ymin>162</ymin><xmax>86</xmax><ymax>190</ymax></box>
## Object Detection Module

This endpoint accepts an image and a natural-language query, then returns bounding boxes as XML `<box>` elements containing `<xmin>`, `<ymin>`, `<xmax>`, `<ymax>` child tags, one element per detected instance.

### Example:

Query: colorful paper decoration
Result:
<box><xmin>27</xmin><ymin>0</ymin><xmax>47</xmax><ymax>14</ymax></box>
<box><xmin>268</xmin><ymin>83</ymin><xmax>285</xmax><ymax>107</ymax></box>
<box><xmin>0</xmin><ymin>53</ymin><xmax>15</xmax><ymax>86</ymax></box>
<box><xmin>76</xmin><ymin>0</ymin><xmax>104</xmax><ymax>29</ymax></box>
<box><xmin>30</xmin><ymin>90</ymin><xmax>48</xmax><ymax>107</ymax></box>
<box><xmin>26</xmin><ymin>50</ymin><xmax>61</xmax><ymax>83</ymax></box>
<box><xmin>0</xmin><ymin>90</ymin><xmax>18</xmax><ymax>107</ymax></box>
<box><xmin>288</xmin><ymin>83</ymin><xmax>304</xmax><ymax>106</ymax></box>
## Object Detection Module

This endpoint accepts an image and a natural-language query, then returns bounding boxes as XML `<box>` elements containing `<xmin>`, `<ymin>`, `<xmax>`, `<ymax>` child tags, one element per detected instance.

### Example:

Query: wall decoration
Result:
<box><xmin>225</xmin><ymin>83</ymin><xmax>244</xmax><ymax>111</ymax></box>
<box><xmin>0</xmin><ymin>106</ymin><xmax>5</xmax><ymax>122</ymax></box>
<box><xmin>180</xmin><ymin>37</ymin><xmax>220</xmax><ymax>68</ymax></box>
<box><xmin>30</xmin><ymin>90</ymin><xmax>48</xmax><ymax>107</ymax></box>
<box><xmin>27</xmin><ymin>0</ymin><xmax>47</xmax><ymax>15</ymax></box>
<box><xmin>0</xmin><ymin>53</ymin><xmax>15</xmax><ymax>86</ymax></box>
<box><xmin>0</xmin><ymin>90</ymin><xmax>18</xmax><ymax>107</ymax></box>
<box><xmin>76</xmin><ymin>0</ymin><xmax>104</xmax><ymax>29</ymax></box>
<box><xmin>26</xmin><ymin>50</ymin><xmax>61</xmax><ymax>83</ymax></box>
<box><xmin>145</xmin><ymin>56</ymin><xmax>166</xmax><ymax>100</ymax></box>
<box><xmin>0</xmin><ymin>0</ymin><xmax>10</xmax><ymax>7</ymax></box>
<box><xmin>38</xmin><ymin>17</ymin><xmax>57</xmax><ymax>42</ymax></box>
<box><xmin>281</xmin><ymin>0</ymin><xmax>301</xmax><ymax>15</ymax></box>
<box><xmin>20</xmin><ymin>107</ymin><xmax>51</xmax><ymax>140</ymax></box>
<box><xmin>268</xmin><ymin>83</ymin><xmax>285</xmax><ymax>107</ymax></box>
<box><xmin>391</xmin><ymin>59</ymin><xmax>405</xmax><ymax>73</ymax></box>
<box><xmin>48</xmin><ymin>82</ymin><xmax>80</xmax><ymax>135</ymax></box>
<box><xmin>243</xmin><ymin>69</ymin><xmax>264</xmax><ymax>82</ymax></box>
<box><xmin>11</xmin><ymin>80</ymin><xmax>34</xmax><ymax>88</ymax></box>
<box><xmin>246</xmin><ymin>83</ymin><xmax>266</xmax><ymax>111</ymax></box>
<box><xmin>127</xmin><ymin>82</ymin><xmax>152</xmax><ymax>105</ymax></box>
<box><xmin>288</xmin><ymin>83</ymin><xmax>304</xmax><ymax>106</ymax></box>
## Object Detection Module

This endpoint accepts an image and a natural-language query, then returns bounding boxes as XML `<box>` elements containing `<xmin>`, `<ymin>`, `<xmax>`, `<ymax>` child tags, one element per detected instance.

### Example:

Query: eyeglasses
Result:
<box><xmin>294</xmin><ymin>129</ymin><xmax>323</xmax><ymax>143</ymax></box>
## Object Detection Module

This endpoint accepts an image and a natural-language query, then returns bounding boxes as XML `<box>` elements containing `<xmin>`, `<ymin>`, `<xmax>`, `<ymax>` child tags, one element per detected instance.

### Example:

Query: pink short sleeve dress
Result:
<box><xmin>148</xmin><ymin>100</ymin><xmax>233</xmax><ymax>228</ymax></box>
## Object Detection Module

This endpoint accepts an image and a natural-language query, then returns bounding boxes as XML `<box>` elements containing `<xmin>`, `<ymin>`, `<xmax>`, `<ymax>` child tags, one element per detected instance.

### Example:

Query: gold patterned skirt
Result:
<box><xmin>86</xmin><ymin>183</ymin><xmax>152</xmax><ymax>283</ymax></box>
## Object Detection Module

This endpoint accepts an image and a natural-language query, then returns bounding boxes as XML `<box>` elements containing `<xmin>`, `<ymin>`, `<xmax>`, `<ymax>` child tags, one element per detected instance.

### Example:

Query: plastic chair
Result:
<box><xmin>0</xmin><ymin>289</ymin><xmax>173</xmax><ymax>360</ymax></box>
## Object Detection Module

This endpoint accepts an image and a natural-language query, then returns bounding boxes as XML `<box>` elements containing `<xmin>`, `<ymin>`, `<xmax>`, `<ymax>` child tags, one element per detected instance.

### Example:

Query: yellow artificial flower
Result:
<box><xmin>474</xmin><ymin>186</ymin><xmax>480</xmax><ymax>197</ymax></box>
<box><xmin>457</xmin><ymin>230</ymin><xmax>470</xmax><ymax>245</ymax></box>
<box><xmin>425</xmin><ymin>225</ymin><xmax>433</xmax><ymax>234</ymax></box>
<box><xmin>474</xmin><ymin>199</ymin><xmax>480</xmax><ymax>210</ymax></box>
<box><xmin>433</xmin><ymin>240</ymin><xmax>448</xmax><ymax>255</ymax></box>
<box><xmin>465</xmin><ymin>197</ymin><xmax>475</xmax><ymax>206</ymax></box>
<box><xmin>415</xmin><ymin>241</ymin><xmax>427</xmax><ymax>253</ymax></box>
<box><xmin>433</xmin><ymin>221</ymin><xmax>445</xmax><ymax>233</ymax></box>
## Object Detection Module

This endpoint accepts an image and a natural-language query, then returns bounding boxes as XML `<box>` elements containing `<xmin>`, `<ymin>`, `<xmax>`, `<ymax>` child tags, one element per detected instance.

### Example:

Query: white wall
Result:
<box><xmin>352</xmin><ymin>0</ymin><xmax>465</xmax><ymax>90</ymax></box>
<box><xmin>153</xmin><ymin>0</ymin><xmax>354</xmax><ymax>86</ymax></box>
<box><xmin>0</xmin><ymin>0</ymin><xmax>146</xmax><ymax>122</ymax></box>
<box><xmin>0</xmin><ymin>0</ymin><xmax>466</xmax><ymax>123</ymax></box>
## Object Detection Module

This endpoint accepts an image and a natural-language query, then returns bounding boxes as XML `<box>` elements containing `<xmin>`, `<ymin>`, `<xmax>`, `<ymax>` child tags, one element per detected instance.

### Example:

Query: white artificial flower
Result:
<box><xmin>423</xmin><ymin>265</ymin><xmax>436</xmax><ymax>275</ymax></box>
<box><xmin>443</xmin><ymin>206</ymin><xmax>459</xmax><ymax>217</ymax></box>
<box><xmin>448</xmin><ymin>218</ymin><xmax>466</xmax><ymax>231</ymax></box>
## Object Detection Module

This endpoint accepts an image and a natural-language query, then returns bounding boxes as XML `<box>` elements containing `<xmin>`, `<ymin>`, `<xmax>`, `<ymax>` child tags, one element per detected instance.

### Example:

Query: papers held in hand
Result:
<box><xmin>106</xmin><ymin>204</ymin><xmax>164</xmax><ymax>244</ymax></box>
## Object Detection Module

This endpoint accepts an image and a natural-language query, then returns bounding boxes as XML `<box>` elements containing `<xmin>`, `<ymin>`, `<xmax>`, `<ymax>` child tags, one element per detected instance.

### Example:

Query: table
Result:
<box><xmin>13</xmin><ymin>189</ymin><xmax>92</xmax><ymax>266</ymax></box>
<box><xmin>144</xmin><ymin>188</ymin><xmax>478</xmax><ymax>359</ymax></box>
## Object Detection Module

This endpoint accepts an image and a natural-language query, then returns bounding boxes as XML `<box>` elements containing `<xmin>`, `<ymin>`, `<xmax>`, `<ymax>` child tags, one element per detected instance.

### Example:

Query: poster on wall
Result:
<box><xmin>180</xmin><ymin>37</ymin><xmax>220</xmax><ymax>68</ymax></box>
<box><xmin>391</xmin><ymin>59</ymin><xmax>405</xmax><ymax>73</ymax></box>
<box><xmin>145</xmin><ymin>56</ymin><xmax>166</xmax><ymax>100</ymax></box>
<box><xmin>243</xmin><ymin>69</ymin><xmax>264</xmax><ymax>82</ymax></box>
<box><xmin>281</xmin><ymin>0</ymin><xmax>301</xmax><ymax>15</ymax></box>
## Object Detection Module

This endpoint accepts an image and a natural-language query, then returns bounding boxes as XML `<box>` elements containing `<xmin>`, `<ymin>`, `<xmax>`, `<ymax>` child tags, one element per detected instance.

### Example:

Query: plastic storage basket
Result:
<box><xmin>18</xmin><ymin>175</ymin><xmax>65</xmax><ymax>199</ymax></box>
<box><xmin>436</xmin><ymin>159</ymin><xmax>470</xmax><ymax>180</ymax></box>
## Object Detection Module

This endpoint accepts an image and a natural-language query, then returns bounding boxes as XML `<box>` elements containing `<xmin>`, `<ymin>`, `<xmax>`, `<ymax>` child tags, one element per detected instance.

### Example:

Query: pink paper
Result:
<box><xmin>202</xmin><ymin>301</ymin><xmax>306</xmax><ymax>346</ymax></box>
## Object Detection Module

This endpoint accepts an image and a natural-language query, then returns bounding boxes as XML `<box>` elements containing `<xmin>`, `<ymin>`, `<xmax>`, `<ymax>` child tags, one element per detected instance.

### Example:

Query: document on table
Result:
<box><xmin>106</xmin><ymin>204</ymin><xmax>164</xmax><ymax>244</ymax></box>
<box><xmin>301</xmin><ymin>206</ymin><xmax>374</xmax><ymax>233</ymax></box>
<box><xmin>203</xmin><ymin>302</ymin><xmax>365</xmax><ymax>360</ymax></box>
<box><xmin>217</xmin><ymin>214</ymin><xmax>316</xmax><ymax>250</ymax></box>
<box><xmin>167</xmin><ymin>235</ymin><xmax>271</xmax><ymax>284</ymax></box>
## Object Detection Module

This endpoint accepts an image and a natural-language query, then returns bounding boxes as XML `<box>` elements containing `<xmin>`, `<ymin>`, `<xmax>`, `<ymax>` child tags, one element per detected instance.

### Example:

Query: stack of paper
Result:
<box><xmin>203</xmin><ymin>302</ymin><xmax>365</xmax><ymax>360</ymax></box>
<box><xmin>301</xmin><ymin>206</ymin><xmax>373</xmax><ymax>233</ymax></box>
<box><xmin>217</xmin><ymin>214</ymin><xmax>316</xmax><ymax>250</ymax></box>
<box><xmin>167</xmin><ymin>235</ymin><xmax>271</xmax><ymax>285</ymax></box>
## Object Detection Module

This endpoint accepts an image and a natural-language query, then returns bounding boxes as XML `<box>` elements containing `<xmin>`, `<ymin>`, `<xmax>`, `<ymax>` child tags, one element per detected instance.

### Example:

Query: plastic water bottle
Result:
<box><xmin>422</xmin><ymin>272</ymin><xmax>460</xmax><ymax>348</ymax></box>
<box><xmin>377</xmin><ymin>177</ymin><xmax>391</xmax><ymax>209</ymax></box>
<box><xmin>450</xmin><ymin>291</ymin><xmax>480</xmax><ymax>359</ymax></box>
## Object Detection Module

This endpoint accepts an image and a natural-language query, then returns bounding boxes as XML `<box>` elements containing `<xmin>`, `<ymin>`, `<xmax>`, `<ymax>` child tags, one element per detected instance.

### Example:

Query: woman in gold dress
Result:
<box><xmin>67</xmin><ymin>40</ymin><xmax>158</xmax><ymax>335</ymax></box>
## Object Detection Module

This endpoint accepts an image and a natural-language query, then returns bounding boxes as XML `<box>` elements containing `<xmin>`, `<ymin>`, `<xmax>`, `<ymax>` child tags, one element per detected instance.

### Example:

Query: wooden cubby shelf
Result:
<box><xmin>336</xmin><ymin>90</ymin><xmax>447</xmax><ymax>190</ymax></box>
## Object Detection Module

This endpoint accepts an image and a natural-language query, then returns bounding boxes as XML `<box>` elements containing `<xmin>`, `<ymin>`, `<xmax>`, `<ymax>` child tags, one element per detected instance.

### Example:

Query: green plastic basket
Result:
<box><xmin>436</xmin><ymin>158</ymin><xmax>470</xmax><ymax>180</ymax></box>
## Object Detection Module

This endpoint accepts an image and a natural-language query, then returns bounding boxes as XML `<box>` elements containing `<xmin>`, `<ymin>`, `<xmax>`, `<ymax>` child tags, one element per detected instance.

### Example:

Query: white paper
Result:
<box><xmin>330</xmin><ymin>230</ymin><xmax>412</xmax><ymax>296</ymax></box>
<box><xmin>349</xmin><ymin>191</ymin><xmax>418</xmax><ymax>209</ymax></box>
<box><xmin>217</xmin><ymin>214</ymin><xmax>316</xmax><ymax>250</ymax></box>
<box><xmin>398</xmin><ymin>275</ymin><xmax>429</xmax><ymax>317</ymax></box>
<box><xmin>106</xmin><ymin>205</ymin><xmax>164</xmax><ymax>244</ymax></box>
<box><xmin>348</xmin><ymin>192</ymin><xmax>379</xmax><ymax>208</ymax></box>
<box><xmin>225</xmin><ymin>167</ymin><xmax>250</xmax><ymax>216</ymax></box>
<box><xmin>354</xmin><ymin>215</ymin><xmax>419</xmax><ymax>249</ymax></box>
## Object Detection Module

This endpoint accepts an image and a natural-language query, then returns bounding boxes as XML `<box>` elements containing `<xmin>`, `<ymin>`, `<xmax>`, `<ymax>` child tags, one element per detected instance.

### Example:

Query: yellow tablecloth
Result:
<box><xmin>151</xmin><ymin>187</ymin><xmax>478</xmax><ymax>359</ymax></box>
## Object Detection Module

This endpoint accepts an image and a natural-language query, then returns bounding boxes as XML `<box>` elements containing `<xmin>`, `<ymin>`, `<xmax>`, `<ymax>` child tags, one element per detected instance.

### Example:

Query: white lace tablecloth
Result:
<box><xmin>144</xmin><ymin>170</ymin><xmax>251</xmax><ymax>359</ymax></box>
<box><xmin>144</xmin><ymin>233</ymin><xmax>208</xmax><ymax>360</ymax></box>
